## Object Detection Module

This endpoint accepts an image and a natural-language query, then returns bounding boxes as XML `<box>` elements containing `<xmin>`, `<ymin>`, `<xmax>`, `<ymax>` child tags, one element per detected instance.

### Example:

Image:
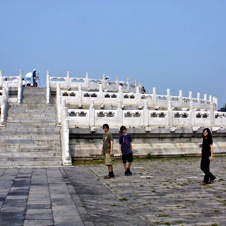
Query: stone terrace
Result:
<box><xmin>0</xmin><ymin>156</ymin><xmax>226</xmax><ymax>225</ymax></box>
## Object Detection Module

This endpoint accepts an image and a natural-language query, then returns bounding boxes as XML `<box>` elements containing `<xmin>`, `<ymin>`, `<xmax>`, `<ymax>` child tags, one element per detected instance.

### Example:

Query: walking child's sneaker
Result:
<box><xmin>200</xmin><ymin>181</ymin><xmax>208</xmax><ymax>185</ymax></box>
<box><xmin>127</xmin><ymin>168</ymin><xmax>132</xmax><ymax>176</ymax></box>
<box><xmin>103</xmin><ymin>174</ymin><xmax>114</xmax><ymax>179</ymax></box>
<box><xmin>209</xmin><ymin>176</ymin><xmax>216</xmax><ymax>183</ymax></box>
<box><xmin>125</xmin><ymin>171</ymin><xmax>129</xmax><ymax>176</ymax></box>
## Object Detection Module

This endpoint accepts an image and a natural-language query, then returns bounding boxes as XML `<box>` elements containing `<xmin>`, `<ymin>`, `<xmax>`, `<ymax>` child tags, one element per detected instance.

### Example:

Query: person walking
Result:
<box><xmin>119</xmin><ymin>125</ymin><xmax>133</xmax><ymax>176</ymax></box>
<box><xmin>199</xmin><ymin>128</ymin><xmax>216</xmax><ymax>185</ymax></box>
<box><xmin>102</xmin><ymin>124</ymin><xmax>115</xmax><ymax>179</ymax></box>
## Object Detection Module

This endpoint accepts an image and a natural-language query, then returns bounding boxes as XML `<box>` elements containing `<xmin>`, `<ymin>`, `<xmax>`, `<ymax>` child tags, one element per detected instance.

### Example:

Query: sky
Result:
<box><xmin>0</xmin><ymin>0</ymin><xmax>226</xmax><ymax>109</ymax></box>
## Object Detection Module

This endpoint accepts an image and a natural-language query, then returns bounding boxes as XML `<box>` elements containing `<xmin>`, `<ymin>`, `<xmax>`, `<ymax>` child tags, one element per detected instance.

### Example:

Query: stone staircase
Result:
<box><xmin>0</xmin><ymin>87</ymin><xmax>62</xmax><ymax>167</ymax></box>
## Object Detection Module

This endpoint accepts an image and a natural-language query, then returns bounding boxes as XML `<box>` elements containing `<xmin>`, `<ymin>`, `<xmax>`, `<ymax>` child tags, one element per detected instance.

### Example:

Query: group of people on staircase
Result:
<box><xmin>23</xmin><ymin>69</ymin><xmax>39</xmax><ymax>87</ymax></box>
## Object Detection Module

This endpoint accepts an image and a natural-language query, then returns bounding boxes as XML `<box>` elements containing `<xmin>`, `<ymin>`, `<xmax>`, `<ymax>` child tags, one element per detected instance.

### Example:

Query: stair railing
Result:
<box><xmin>60</xmin><ymin>99</ymin><xmax>72</xmax><ymax>165</ymax></box>
<box><xmin>17</xmin><ymin>71</ymin><xmax>23</xmax><ymax>104</ymax></box>
<box><xmin>46</xmin><ymin>70</ymin><xmax>51</xmax><ymax>104</ymax></box>
<box><xmin>0</xmin><ymin>85</ymin><xmax>9</xmax><ymax>126</ymax></box>
<box><xmin>56</xmin><ymin>83</ymin><xmax>61</xmax><ymax>125</ymax></box>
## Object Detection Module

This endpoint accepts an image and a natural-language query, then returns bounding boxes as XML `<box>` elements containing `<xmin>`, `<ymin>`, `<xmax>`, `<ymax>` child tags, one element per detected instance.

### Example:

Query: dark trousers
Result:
<box><xmin>200</xmin><ymin>157</ymin><xmax>215</xmax><ymax>183</ymax></box>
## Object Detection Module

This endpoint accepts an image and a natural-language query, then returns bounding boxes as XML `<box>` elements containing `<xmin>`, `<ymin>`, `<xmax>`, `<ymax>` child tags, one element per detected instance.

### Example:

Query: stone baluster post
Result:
<box><xmin>115</xmin><ymin>76</ymin><xmax>119</xmax><ymax>91</ymax></box>
<box><xmin>213</xmin><ymin>96</ymin><xmax>218</xmax><ymax>111</ymax></box>
<box><xmin>204</xmin><ymin>94</ymin><xmax>207</xmax><ymax>108</ymax></box>
<box><xmin>197</xmin><ymin>92</ymin><xmax>200</xmax><ymax>108</ymax></box>
<box><xmin>153</xmin><ymin>87</ymin><xmax>157</xmax><ymax>107</ymax></box>
<box><xmin>0</xmin><ymin>70</ymin><xmax>3</xmax><ymax>88</ymax></box>
<box><xmin>102</xmin><ymin>74</ymin><xmax>106</xmax><ymax>90</ymax></box>
<box><xmin>189</xmin><ymin>91</ymin><xmax>192</xmax><ymax>110</ymax></box>
<box><xmin>17</xmin><ymin>70</ymin><xmax>23</xmax><ymax>104</ymax></box>
<box><xmin>78</xmin><ymin>83</ymin><xmax>83</xmax><ymax>108</ymax></box>
<box><xmin>89</xmin><ymin>100</ymin><xmax>95</xmax><ymax>128</ymax></box>
<box><xmin>98</xmin><ymin>83</ymin><xmax>104</xmax><ymax>108</ymax></box>
<box><xmin>85</xmin><ymin>72</ymin><xmax>89</xmax><ymax>90</ymax></box>
<box><xmin>189</xmin><ymin>98</ymin><xmax>195</xmax><ymax>128</ymax></box>
<box><xmin>118</xmin><ymin>85</ymin><xmax>123</xmax><ymax>107</ymax></box>
<box><xmin>168</xmin><ymin>100</ymin><xmax>173</xmax><ymax>127</ymax></box>
<box><xmin>61</xmin><ymin>102</ymin><xmax>72</xmax><ymax>165</ymax></box>
<box><xmin>167</xmin><ymin>89</ymin><xmax>171</xmax><ymax>108</ymax></box>
<box><xmin>46</xmin><ymin>70</ymin><xmax>51</xmax><ymax>104</ymax></box>
<box><xmin>204</xmin><ymin>94</ymin><xmax>207</xmax><ymax>100</ymax></box>
<box><xmin>143</xmin><ymin>100</ymin><xmax>149</xmax><ymax>127</ymax></box>
<box><xmin>126</xmin><ymin>77</ymin><xmax>130</xmax><ymax>92</ymax></box>
<box><xmin>1</xmin><ymin>85</ymin><xmax>8</xmax><ymax>126</ymax></box>
<box><xmin>179</xmin><ymin>90</ymin><xmax>183</xmax><ymax>108</ymax></box>
<box><xmin>117</xmin><ymin>100</ymin><xmax>123</xmax><ymax>128</ymax></box>
<box><xmin>66</xmin><ymin>71</ymin><xmax>70</xmax><ymax>89</ymax></box>
<box><xmin>209</xmin><ymin>95</ymin><xmax>214</xmax><ymax>128</ymax></box>
<box><xmin>133</xmin><ymin>80</ymin><xmax>137</xmax><ymax>93</ymax></box>
<box><xmin>56</xmin><ymin>83</ymin><xmax>61</xmax><ymax>125</ymax></box>
<box><xmin>136</xmin><ymin>85</ymin><xmax>141</xmax><ymax>107</ymax></box>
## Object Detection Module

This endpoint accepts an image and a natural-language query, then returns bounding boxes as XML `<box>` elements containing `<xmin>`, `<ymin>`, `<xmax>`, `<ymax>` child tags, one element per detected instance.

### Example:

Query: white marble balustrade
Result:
<box><xmin>49</xmin><ymin>72</ymin><xmax>224</xmax><ymax>131</ymax></box>
<box><xmin>0</xmin><ymin>70</ymin><xmax>23</xmax><ymax>104</ymax></box>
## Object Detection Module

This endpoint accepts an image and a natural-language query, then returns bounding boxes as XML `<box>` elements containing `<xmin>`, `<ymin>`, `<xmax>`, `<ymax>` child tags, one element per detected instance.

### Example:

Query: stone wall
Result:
<box><xmin>69</xmin><ymin>127</ymin><xmax>226</xmax><ymax>159</ymax></box>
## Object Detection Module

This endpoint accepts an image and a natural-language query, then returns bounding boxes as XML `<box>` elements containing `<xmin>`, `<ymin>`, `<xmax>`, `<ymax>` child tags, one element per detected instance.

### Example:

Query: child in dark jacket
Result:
<box><xmin>119</xmin><ymin>126</ymin><xmax>133</xmax><ymax>176</ymax></box>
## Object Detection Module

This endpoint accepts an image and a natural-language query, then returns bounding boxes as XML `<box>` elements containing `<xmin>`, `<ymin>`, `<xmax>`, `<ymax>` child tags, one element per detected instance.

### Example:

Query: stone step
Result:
<box><xmin>0</xmin><ymin>158</ymin><xmax>62</xmax><ymax>167</ymax></box>
<box><xmin>22</xmin><ymin>101</ymin><xmax>46</xmax><ymax>105</ymax></box>
<box><xmin>6</xmin><ymin>119</ymin><xmax>57</xmax><ymax>124</ymax></box>
<box><xmin>0</xmin><ymin>144</ymin><xmax>61</xmax><ymax>150</ymax></box>
<box><xmin>0</xmin><ymin>127</ymin><xmax>60</xmax><ymax>132</ymax></box>
<box><xmin>0</xmin><ymin>134</ymin><xmax>60</xmax><ymax>140</ymax></box>
<box><xmin>0</xmin><ymin>87</ymin><xmax>63</xmax><ymax>166</ymax></box>
<box><xmin>23</xmin><ymin>87</ymin><xmax>46</xmax><ymax>92</ymax></box>
<box><xmin>0</xmin><ymin>145</ymin><xmax>61</xmax><ymax>154</ymax></box>
<box><xmin>0</xmin><ymin>140</ymin><xmax>61</xmax><ymax>147</ymax></box>
<box><xmin>9</xmin><ymin>105</ymin><xmax>56</xmax><ymax>110</ymax></box>
<box><xmin>0</xmin><ymin>151</ymin><xmax>61</xmax><ymax>157</ymax></box>
<box><xmin>9</xmin><ymin>105</ymin><xmax>55</xmax><ymax>110</ymax></box>
<box><xmin>8</xmin><ymin>109</ymin><xmax>56</xmax><ymax>114</ymax></box>
<box><xmin>8</xmin><ymin>110</ymin><xmax>56</xmax><ymax>115</ymax></box>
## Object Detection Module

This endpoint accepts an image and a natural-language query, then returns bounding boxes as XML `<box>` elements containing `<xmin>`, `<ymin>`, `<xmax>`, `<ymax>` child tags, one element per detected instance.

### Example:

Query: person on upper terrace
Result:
<box><xmin>32</xmin><ymin>69</ymin><xmax>38</xmax><ymax>87</ymax></box>
<box><xmin>22</xmin><ymin>78</ymin><xmax>26</xmax><ymax>87</ymax></box>
<box><xmin>105</xmin><ymin>76</ymin><xmax>110</xmax><ymax>85</ymax></box>
<box><xmin>141</xmin><ymin>86</ymin><xmax>146</xmax><ymax>94</ymax></box>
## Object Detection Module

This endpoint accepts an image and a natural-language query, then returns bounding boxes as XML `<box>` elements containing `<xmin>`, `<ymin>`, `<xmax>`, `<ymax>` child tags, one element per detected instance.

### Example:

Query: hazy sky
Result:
<box><xmin>0</xmin><ymin>0</ymin><xmax>225</xmax><ymax>108</ymax></box>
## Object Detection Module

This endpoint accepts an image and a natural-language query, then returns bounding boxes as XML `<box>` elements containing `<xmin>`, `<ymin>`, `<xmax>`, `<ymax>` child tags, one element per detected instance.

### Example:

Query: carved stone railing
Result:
<box><xmin>48</xmin><ymin>71</ymin><xmax>137</xmax><ymax>93</ymax></box>
<box><xmin>0</xmin><ymin>70</ymin><xmax>23</xmax><ymax>104</ymax></box>
<box><xmin>67</xmin><ymin>105</ymin><xmax>226</xmax><ymax>131</ymax></box>
<box><xmin>47</xmin><ymin>72</ymin><xmax>218</xmax><ymax>111</ymax></box>
<box><xmin>51</xmin><ymin>72</ymin><xmax>222</xmax><ymax>131</ymax></box>
<box><xmin>60</xmin><ymin>86</ymin><xmax>217</xmax><ymax>112</ymax></box>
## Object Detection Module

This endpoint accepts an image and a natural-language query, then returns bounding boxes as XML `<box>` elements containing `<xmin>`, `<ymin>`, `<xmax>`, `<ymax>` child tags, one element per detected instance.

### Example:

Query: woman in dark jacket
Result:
<box><xmin>199</xmin><ymin>128</ymin><xmax>216</xmax><ymax>185</ymax></box>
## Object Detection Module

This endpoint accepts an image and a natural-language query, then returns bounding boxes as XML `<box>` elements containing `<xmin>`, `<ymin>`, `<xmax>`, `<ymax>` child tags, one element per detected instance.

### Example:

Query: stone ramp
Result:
<box><xmin>0</xmin><ymin>87</ymin><xmax>62</xmax><ymax>167</ymax></box>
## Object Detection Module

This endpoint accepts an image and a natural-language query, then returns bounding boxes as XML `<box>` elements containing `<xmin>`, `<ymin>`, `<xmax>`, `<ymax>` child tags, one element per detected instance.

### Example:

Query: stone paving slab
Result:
<box><xmin>0</xmin><ymin>156</ymin><xmax>226</xmax><ymax>225</ymax></box>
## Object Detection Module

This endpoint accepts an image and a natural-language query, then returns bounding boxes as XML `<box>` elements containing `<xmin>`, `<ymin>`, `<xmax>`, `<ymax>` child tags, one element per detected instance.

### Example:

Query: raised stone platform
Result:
<box><xmin>1</xmin><ymin>71</ymin><xmax>226</xmax><ymax>164</ymax></box>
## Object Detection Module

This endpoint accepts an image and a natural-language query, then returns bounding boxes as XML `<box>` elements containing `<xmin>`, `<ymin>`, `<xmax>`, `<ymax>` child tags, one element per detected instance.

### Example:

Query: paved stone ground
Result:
<box><xmin>0</xmin><ymin>156</ymin><xmax>226</xmax><ymax>226</ymax></box>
